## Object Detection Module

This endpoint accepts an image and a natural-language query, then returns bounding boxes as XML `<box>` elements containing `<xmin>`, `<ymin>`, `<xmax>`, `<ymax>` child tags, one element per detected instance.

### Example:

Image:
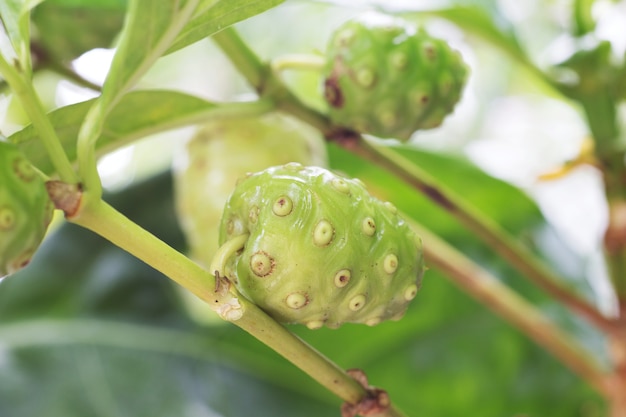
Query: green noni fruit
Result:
<box><xmin>323</xmin><ymin>13</ymin><xmax>469</xmax><ymax>141</ymax></box>
<box><xmin>219</xmin><ymin>164</ymin><xmax>424</xmax><ymax>329</ymax></box>
<box><xmin>173</xmin><ymin>113</ymin><xmax>327</xmax><ymax>267</ymax></box>
<box><xmin>0</xmin><ymin>140</ymin><xmax>54</xmax><ymax>277</ymax></box>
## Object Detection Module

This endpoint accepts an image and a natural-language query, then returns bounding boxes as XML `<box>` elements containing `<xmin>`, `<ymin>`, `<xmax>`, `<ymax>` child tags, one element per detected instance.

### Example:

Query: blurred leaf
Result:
<box><xmin>31</xmin><ymin>0</ymin><xmax>126</xmax><ymax>63</ymax></box>
<box><xmin>0</xmin><ymin>0</ymin><xmax>42</xmax><ymax>73</ymax></box>
<box><xmin>329</xmin><ymin>143</ymin><xmax>543</xmax><ymax>240</ymax></box>
<box><xmin>11</xmin><ymin>90</ymin><xmax>228</xmax><ymax>175</ymax></box>
<box><xmin>573</xmin><ymin>0</ymin><xmax>596</xmax><ymax>36</ymax></box>
<box><xmin>167</xmin><ymin>0</ymin><xmax>285</xmax><ymax>54</ymax></box>
<box><xmin>555</xmin><ymin>41</ymin><xmax>620</xmax><ymax>150</ymax></box>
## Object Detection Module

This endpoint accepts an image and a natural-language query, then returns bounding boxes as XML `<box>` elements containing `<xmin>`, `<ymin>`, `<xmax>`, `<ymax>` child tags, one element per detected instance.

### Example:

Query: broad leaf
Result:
<box><xmin>98</xmin><ymin>0</ymin><xmax>204</xmax><ymax>112</ymax></box>
<box><xmin>0</xmin><ymin>0</ymin><xmax>43</xmax><ymax>73</ymax></box>
<box><xmin>166</xmin><ymin>0</ymin><xmax>285</xmax><ymax>55</ymax></box>
<box><xmin>31</xmin><ymin>0</ymin><xmax>126</xmax><ymax>63</ymax></box>
<box><xmin>11</xmin><ymin>91</ymin><xmax>272</xmax><ymax>175</ymax></box>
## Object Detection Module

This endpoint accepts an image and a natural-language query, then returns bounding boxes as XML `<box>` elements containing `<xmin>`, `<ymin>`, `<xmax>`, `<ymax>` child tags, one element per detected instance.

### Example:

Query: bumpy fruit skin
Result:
<box><xmin>173</xmin><ymin>113</ymin><xmax>327</xmax><ymax>267</ymax></box>
<box><xmin>219</xmin><ymin>164</ymin><xmax>424</xmax><ymax>329</ymax></box>
<box><xmin>323</xmin><ymin>13</ymin><xmax>469</xmax><ymax>141</ymax></box>
<box><xmin>0</xmin><ymin>141</ymin><xmax>54</xmax><ymax>277</ymax></box>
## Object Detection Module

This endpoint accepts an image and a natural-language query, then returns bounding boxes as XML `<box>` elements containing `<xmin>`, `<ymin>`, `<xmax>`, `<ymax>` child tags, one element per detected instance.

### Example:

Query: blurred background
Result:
<box><xmin>2</xmin><ymin>0</ymin><xmax>625</xmax><ymax>416</ymax></box>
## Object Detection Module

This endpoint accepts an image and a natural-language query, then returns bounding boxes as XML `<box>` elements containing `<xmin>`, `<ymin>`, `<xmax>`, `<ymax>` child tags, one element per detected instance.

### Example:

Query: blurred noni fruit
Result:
<box><xmin>323</xmin><ymin>13</ymin><xmax>469</xmax><ymax>140</ymax></box>
<box><xmin>173</xmin><ymin>113</ymin><xmax>327</xmax><ymax>267</ymax></box>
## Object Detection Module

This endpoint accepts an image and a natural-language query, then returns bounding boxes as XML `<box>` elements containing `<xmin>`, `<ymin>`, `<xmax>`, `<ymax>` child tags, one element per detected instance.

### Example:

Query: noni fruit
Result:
<box><xmin>0</xmin><ymin>140</ymin><xmax>54</xmax><ymax>277</ymax></box>
<box><xmin>219</xmin><ymin>164</ymin><xmax>424</xmax><ymax>329</ymax></box>
<box><xmin>173</xmin><ymin>113</ymin><xmax>327</xmax><ymax>267</ymax></box>
<box><xmin>323</xmin><ymin>13</ymin><xmax>468</xmax><ymax>141</ymax></box>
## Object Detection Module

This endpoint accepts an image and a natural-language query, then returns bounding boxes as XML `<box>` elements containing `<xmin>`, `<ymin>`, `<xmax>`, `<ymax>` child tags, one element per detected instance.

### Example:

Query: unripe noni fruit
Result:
<box><xmin>173</xmin><ymin>113</ymin><xmax>327</xmax><ymax>267</ymax></box>
<box><xmin>219</xmin><ymin>164</ymin><xmax>424</xmax><ymax>329</ymax></box>
<box><xmin>323</xmin><ymin>13</ymin><xmax>469</xmax><ymax>141</ymax></box>
<box><xmin>0</xmin><ymin>140</ymin><xmax>54</xmax><ymax>277</ymax></box>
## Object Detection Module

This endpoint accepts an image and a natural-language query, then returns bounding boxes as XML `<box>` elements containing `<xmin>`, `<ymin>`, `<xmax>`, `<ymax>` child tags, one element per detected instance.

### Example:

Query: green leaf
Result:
<box><xmin>99</xmin><ymin>0</ymin><xmax>204</xmax><ymax>111</ymax></box>
<box><xmin>573</xmin><ymin>0</ymin><xmax>597</xmax><ymax>36</ymax></box>
<box><xmin>31</xmin><ymin>0</ymin><xmax>127</xmax><ymax>63</ymax></box>
<box><xmin>74</xmin><ymin>0</ymin><xmax>210</xmax><ymax>195</ymax></box>
<box><xmin>11</xmin><ymin>90</ymin><xmax>273</xmax><ymax>175</ymax></box>
<box><xmin>166</xmin><ymin>0</ymin><xmax>285</xmax><ymax>55</ymax></box>
<box><xmin>0</xmin><ymin>0</ymin><xmax>43</xmax><ymax>73</ymax></box>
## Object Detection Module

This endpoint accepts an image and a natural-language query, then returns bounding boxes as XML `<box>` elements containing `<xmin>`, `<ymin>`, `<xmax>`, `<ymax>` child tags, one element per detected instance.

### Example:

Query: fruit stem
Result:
<box><xmin>209</xmin><ymin>234</ymin><xmax>249</xmax><ymax>276</ymax></box>
<box><xmin>66</xmin><ymin>193</ymin><xmax>411</xmax><ymax>413</ymax></box>
<box><xmin>212</xmin><ymin>28</ymin><xmax>267</xmax><ymax>92</ymax></box>
<box><xmin>271</xmin><ymin>54</ymin><xmax>327</xmax><ymax>73</ymax></box>
<box><xmin>405</xmin><ymin>216</ymin><xmax>613</xmax><ymax>398</ymax></box>
<box><xmin>0</xmin><ymin>53</ymin><xmax>77</xmax><ymax>184</ymax></box>
<box><xmin>351</xmin><ymin>138</ymin><xmax>619</xmax><ymax>334</ymax></box>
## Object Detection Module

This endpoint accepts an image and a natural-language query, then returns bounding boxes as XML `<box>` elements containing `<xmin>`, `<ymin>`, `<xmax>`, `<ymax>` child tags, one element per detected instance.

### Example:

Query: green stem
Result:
<box><xmin>271</xmin><ymin>54</ymin><xmax>326</xmax><ymax>73</ymax></box>
<box><xmin>67</xmin><ymin>194</ymin><xmax>413</xmax><ymax>414</ymax></box>
<box><xmin>212</xmin><ymin>27</ymin><xmax>332</xmax><ymax>133</ymax></box>
<box><xmin>0</xmin><ymin>54</ymin><xmax>77</xmax><ymax>183</ymax></box>
<box><xmin>70</xmin><ymin>195</ymin><xmax>211</xmax><ymax>295</ymax></box>
<box><xmin>405</xmin><ymin>216</ymin><xmax>612</xmax><ymax>398</ymax></box>
<box><xmin>212</xmin><ymin>28</ymin><xmax>267</xmax><ymax>91</ymax></box>
<box><xmin>76</xmin><ymin>101</ymin><xmax>107</xmax><ymax>198</ymax></box>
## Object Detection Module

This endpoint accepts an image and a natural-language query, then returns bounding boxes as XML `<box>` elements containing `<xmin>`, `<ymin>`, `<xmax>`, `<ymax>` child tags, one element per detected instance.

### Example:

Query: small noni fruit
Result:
<box><xmin>323</xmin><ymin>13</ymin><xmax>469</xmax><ymax>141</ymax></box>
<box><xmin>219</xmin><ymin>164</ymin><xmax>424</xmax><ymax>329</ymax></box>
<box><xmin>173</xmin><ymin>113</ymin><xmax>327</xmax><ymax>267</ymax></box>
<box><xmin>0</xmin><ymin>140</ymin><xmax>54</xmax><ymax>277</ymax></box>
